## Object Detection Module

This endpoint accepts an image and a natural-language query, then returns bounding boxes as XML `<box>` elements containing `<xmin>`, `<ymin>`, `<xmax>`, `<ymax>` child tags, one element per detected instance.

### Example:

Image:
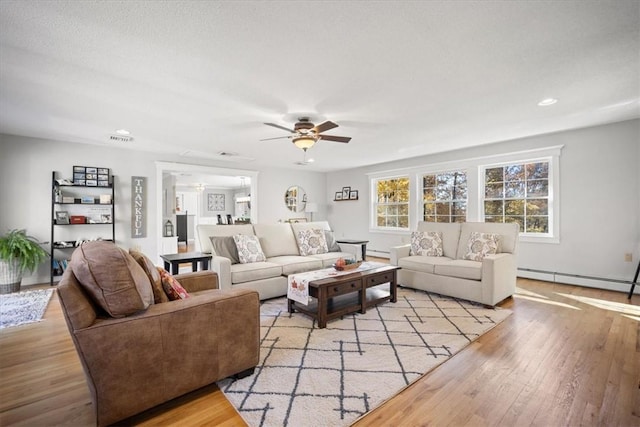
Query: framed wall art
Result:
<box><xmin>207</xmin><ymin>193</ymin><xmax>225</xmax><ymax>211</ymax></box>
<box><xmin>342</xmin><ymin>186</ymin><xmax>351</xmax><ymax>200</ymax></box>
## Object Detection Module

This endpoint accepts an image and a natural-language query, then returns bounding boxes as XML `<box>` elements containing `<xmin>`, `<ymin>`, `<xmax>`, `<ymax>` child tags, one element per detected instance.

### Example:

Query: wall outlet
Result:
<box><xmin>624</xmin><ymin>253</ymin><xmax>633</xmax><ymax>262</ymax></box>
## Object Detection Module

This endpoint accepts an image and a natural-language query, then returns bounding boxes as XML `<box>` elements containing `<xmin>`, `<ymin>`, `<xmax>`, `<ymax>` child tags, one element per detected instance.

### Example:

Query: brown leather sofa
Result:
<box><xmin>56</xmin><ymin>241</ymin><xmax>260</xmax><ymax>426</ymax></box>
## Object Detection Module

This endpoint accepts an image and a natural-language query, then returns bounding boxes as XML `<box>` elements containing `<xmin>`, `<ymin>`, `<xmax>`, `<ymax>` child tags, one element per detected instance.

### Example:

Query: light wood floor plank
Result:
<box><xmin>1</xmin><ymin>275</ymin><xmax>638</xmax><ymax>426</ymax></box>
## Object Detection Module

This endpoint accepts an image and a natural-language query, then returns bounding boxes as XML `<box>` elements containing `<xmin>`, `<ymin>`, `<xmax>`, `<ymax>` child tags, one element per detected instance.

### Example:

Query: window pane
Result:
<box><xmin>435</xmin><ymin>202</ymin><xmax>451</xmax><ymax>216</ymax></box>
<box><xmin>505</xmin><ymin>164</ymin><xmax>524</xmax><ymax>181</ymax></box>
<box><xmin>485</xmin><ymin>200</ymin><xmax>504</xmax><ymax>215</ymax></box>
<box><xmin>398</xmin><ymin>204</ymin><xmax>409</xmax><ymax>215</ymax></box>
<box><xmin>452</xmin><ymin>201</ymin><xmax>467</xmax><ymax>216</ymax></box>
<box><xmin>452</xmin><ymin>216</ymin><xmax>466</xmax><ymax>223</ymax></box>
<box><xmin>399</xmin><ymin>216</ymin><xmax>409</xmax><ymax>228</ymax></box>
<box><xmin>387</xmin><ymin>205</ymin><xmax>398</xmax><ymax>215</ymax></box>
<box><xmin>505</xmin><ymin>182</ymin><xmax>525</xmax><ymax>198</ymax></box>
<box><xmin>454</xmin><ymin>185</ymin><xmax>467</xmax><ymax>200</ymax></box>
<box><xmin>424</xmin><ymin>215</ymin><xmax>436</xmax><ymax>222</ymax></box>
<box><xmin>526</xmin><ymin>162</ymin><xmax>549</xmax><ymax>179</ymax></box>
<box><xmin>485</xmin><ymin>182</ymin><xmax>503</xmax><ymax>198</ymax></box>
<box><xmin>485</xmin><ymin>216</ymin><xmax>502</xmax><ymax>223</ymax></box>
<box><xmin>527</xmin><ymin>179</ymin><xmax>548</xmax><ymax>197</ymax></box>
<box><xmin>505</xmin><ymin>199</ymin><xmax>524</xmax><ymax>215</ymax></box>
<box><xmin>436</xmin><ymin>185</ymin><xmax>452</xmax><ymax>200</ymax></box>
<box><xmin>424</xmin><ymin>203</ymin><xmax>435</xmax><ymax>215</ymax></box>
<box><xmin>526</xmin><ymin>216</ymin><xmax>548</xmax><ymax>233</ymax></box>
<box><xmin>423</xmin><ymin>188</ymin><xmax>435</xmax><ymax>201</ymax></box>
<box><xmin>377</xmin><ymin>216</ymin><xmax>386</xmax><ymax>227</ymax></box>
<box><xmin>486</xmin><ymin>167</ymin><xmax>503</xmax><ymax>183</ymax></box>
<box><xmin>423</xmin><ymin>175</ymin><xmax>436</xmax><ymax>187</ymax></box>
<box><xmin>526</xmin><ymin>199</ymin><xmax>548</xmax><ymax>215</ymax></box>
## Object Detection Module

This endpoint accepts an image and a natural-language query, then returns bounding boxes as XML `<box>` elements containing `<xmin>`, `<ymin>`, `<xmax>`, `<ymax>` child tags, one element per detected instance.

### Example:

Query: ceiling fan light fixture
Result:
<box><xmin>293</xmin><ymin>135</ymin><xmax>316</xmax><ymax>151</ymax></box>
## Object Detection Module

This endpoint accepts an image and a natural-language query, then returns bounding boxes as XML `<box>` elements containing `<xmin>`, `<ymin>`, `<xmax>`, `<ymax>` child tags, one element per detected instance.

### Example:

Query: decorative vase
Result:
<box><xmin>0</xmin><ymin>258</ymin><xmax>23</xmax><ymax>294</ymax></box>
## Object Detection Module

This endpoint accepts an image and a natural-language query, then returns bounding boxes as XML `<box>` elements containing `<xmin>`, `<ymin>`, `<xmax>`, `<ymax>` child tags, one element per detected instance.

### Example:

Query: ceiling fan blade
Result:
<box><xmin>319</xmin><ymin>134</ymin><xmax>351</xmax><ymax>143</ymax></box>
<box><xmin>264</xmin><ymin>122</ymin><xmax>295</xmax><ymax>133</ymax></box>
<box><xmin>313</xmin><ymin>120</ymin><xmax>339</xmax><ymax>134</ymax></box>
<box><xmin>260</xmin><ymin>136</ymin><xmax>292</xmax><ymax>141</ymax></box>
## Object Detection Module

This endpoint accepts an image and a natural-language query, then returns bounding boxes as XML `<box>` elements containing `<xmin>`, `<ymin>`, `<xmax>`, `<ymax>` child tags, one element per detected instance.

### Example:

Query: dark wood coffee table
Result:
<box><xmin>159</xmin><ymin>252</ymin><xmax>212</xmax><ymax>275</ymax></box>
<box><xmin>288</xmin><ymin>265</ymin><xmax>400</xmax><ymax>328</ymax></box>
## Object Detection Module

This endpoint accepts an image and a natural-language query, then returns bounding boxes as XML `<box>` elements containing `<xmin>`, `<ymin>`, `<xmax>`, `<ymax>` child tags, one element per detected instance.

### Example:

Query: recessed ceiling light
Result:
<box><xmin>537</xmin><ymin>98</ymin><xmax>558</xmax><ymax>106</ymax></box>
<box><xmin>115</xmin><ymin>129</ymin><xmax>131</xmax><ymax>135</ymax></box>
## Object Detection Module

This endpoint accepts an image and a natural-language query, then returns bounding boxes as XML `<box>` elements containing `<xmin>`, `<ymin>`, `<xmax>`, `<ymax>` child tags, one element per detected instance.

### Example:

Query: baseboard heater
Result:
<box><xmin>518</xmin><ymin>267</ymin><xmax>636</xmax><ymax>294</ymax></box>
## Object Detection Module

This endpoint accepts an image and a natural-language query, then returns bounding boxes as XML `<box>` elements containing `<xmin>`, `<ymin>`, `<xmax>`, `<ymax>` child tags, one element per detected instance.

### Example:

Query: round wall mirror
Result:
<box><xmin>284</xmin><ymin>185</ymin><xmax>306</xmax><ymax>212</ymax></box>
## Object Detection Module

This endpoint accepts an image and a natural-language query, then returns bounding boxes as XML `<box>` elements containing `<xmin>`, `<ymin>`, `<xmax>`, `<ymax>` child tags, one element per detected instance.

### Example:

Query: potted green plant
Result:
<box><xmin>0</xmin><ymin>229</ymin><xmax>49</xmax><ymax>294</ymax></box>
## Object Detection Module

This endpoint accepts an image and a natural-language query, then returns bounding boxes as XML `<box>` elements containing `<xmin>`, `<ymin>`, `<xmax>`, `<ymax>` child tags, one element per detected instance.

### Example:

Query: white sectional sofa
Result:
<box><xmin>390</xmin><ymin>222</ymin><xmax>519</xmax><ymax>306</ymax></box>
<box><xmin>196</xmin><ymin>221</ymin><xmax>356</xmax><ymax>300</ymax></box>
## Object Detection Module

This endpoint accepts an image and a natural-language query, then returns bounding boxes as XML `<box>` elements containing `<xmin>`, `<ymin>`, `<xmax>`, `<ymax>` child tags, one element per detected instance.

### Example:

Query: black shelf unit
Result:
<box><xmin>50</xmin><ymin>171</ymin><xmax>115</xmax><ymax>285</ymax></box>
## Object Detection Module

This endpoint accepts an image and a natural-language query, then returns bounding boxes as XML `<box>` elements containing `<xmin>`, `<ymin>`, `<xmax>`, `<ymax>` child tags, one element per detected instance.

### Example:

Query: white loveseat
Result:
<box><xmin>196</xmin><ymin>221</ymin><xmax>356</xmax><ymax>300</ymax></box>
<box><xmin>390</xmin><ymin>222</ymin><xmax>519</xmax><ymax>306</ymax></box>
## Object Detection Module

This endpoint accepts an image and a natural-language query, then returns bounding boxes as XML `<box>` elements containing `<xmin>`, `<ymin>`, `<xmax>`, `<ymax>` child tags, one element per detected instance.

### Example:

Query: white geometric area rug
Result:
<box><xmin>218</xmin><ymin>287</ymin><xmax>512</xmax><ymax>427</ymax></box>
<box><xmin>0</xmin><ymin>288</ymin><xmax>54</xmax><ymax>330</ymax></box>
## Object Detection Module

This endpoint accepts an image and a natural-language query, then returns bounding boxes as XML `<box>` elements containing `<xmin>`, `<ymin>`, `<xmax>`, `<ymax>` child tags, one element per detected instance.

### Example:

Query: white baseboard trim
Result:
<box><xmin>367</xmin><ymin>249</ymin><xmax>390</xmax><ymax>259</ymax></box>
<box><xmin>518</xmin><ymin>269</ymin><xmax>638</xmax><ymax>295</ymax></box>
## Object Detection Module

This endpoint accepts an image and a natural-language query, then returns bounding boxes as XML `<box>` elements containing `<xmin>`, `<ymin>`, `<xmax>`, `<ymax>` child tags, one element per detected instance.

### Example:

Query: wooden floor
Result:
<box><xmin>1</xmin><ymin>266</ymin><xmax>638</xmax><ymax>426</ymax></box>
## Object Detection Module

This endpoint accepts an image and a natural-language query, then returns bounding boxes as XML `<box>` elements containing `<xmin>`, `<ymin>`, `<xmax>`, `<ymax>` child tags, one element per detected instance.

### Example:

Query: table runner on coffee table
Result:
<box><xmin>287</xmin><ymin>261</ymin><xmax>387</xmax><ymax>305</ymax></box>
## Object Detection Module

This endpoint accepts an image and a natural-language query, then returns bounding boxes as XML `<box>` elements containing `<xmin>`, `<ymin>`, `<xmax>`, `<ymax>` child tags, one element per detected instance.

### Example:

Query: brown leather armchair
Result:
<box><xmin>57</xmin><ymin>242</ymin><xmax>260</xmax><ymax>426</ymax></box>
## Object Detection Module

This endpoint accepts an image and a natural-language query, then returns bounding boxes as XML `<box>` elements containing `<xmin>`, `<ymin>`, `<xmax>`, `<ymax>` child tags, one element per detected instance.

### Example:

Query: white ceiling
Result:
<box><xmin>1</xmin><ymin>1</ymin><xmax>638</xmax><ymax>172</ymax></box>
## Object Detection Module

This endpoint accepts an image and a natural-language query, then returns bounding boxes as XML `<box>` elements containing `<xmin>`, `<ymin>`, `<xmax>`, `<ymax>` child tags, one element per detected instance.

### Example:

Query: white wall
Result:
<box><xmin>0</xmin><ymin>134</ymin><xmax>327</xmax><ymax>285</ymax></box>
<box><xmin>325</xmin><ymin>119</ymin><xmax>640</xmax><ymax>293</ymax></box>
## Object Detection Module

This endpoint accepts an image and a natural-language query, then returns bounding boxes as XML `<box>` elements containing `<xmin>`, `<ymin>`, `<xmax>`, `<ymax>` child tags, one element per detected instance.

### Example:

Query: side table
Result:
<box><xmin>336</xmin><ymin>239</ymin><xmax>370</xmax><ymax>261</ymax></box>
<box><xmin>159</xmin><ymin>252</ymin><xmax>212</xmax><ymax>275</ymax></box>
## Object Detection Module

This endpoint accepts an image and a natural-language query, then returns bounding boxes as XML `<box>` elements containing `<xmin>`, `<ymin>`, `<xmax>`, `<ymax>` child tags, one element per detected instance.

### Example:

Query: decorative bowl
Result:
<box><xmin>333</xmin><ymin>261</ymin><xmax>362</xmax><ymax>271</ymax></box>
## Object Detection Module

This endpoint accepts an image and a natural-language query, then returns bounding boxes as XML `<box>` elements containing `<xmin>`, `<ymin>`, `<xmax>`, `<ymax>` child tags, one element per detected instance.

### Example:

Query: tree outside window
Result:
<box><xmin>422</xmin><ymin>170</ymin><xmax>467</xmax><ymax>223</ymax></box>
<box><xmin>374</xmin><ymin>177</ymin><xmax>409</xmax><ymax>229</ymax></box>
<box><xmin>484</xmin><ymin>161</ymin><xmax>549</xmax><ymax>233</ymax></box>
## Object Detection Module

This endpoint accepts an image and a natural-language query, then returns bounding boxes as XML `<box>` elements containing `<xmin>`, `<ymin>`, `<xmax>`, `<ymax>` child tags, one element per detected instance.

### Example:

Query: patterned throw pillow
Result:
<box><xmin>463</xmin><ymin>232</ymin><xmax>501</xmax><ymax>261</ymax></box>
<box><xmin>157</xmin><ymin>267</ymin><xmax>190</xmax><ymax>300</ymax></box>
<box><xmin>296</xmin><ymin>229</ymin><xmax>329</xmax><ymax>256</ymax></box>
<box><xmin>233</xmin><ymin>234</ymin><xmax>267</xmax><ymax>263</ymax></box>
<box><xmin>410</xmin><ymin>231</ymin><xmax>444</xmax><ymax>256</ymax></box>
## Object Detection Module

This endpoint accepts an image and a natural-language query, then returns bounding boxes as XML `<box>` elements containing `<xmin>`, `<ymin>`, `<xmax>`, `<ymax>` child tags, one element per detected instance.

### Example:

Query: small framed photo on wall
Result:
<box><xmin>335</xmin><ymin>192</ymin><xmax>343</xmax><ymax>200</ymax></box>
<box><xmin>349</xmin><ymin>190</ymin><xmax>359</xmax><ymax>200</ymax></box>
<box><xmin>342</xmin><ymin>186</ymin><xmax>351</xmax><ymax>200</ymax></box>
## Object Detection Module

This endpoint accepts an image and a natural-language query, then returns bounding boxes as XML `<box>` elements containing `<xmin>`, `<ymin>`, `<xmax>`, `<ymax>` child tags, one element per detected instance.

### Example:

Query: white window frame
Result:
<box><xmin>369</xmin><ymin>174</ymin><xmax>411</xmax><ymax>233</ymax></box>
<box><xmin>420</xmin><ymin>169</ymin><xmax>469</xmax><ymax>223</ymax></box>
<box><xmin>478</xmin><ymin>150</ymin><xmax>561</xmax><ymax>244</ymax></box>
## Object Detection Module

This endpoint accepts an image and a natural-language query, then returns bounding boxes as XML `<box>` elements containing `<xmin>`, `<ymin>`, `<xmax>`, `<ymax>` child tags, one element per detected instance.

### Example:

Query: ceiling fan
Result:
<box><xmin>261</xmin><ymin>117</ymin><xmax>351</xmax><ymax>151</ymax></box>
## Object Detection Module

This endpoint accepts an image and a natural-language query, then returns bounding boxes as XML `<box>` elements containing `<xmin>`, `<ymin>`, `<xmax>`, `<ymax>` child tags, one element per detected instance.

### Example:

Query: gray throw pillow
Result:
<box><xmin>209</xmin><ymin>236</ymin><xmax>240</xmax><ymax>264</ymax></box>
<box><xmin>324</xmin><ymin>230</ymin><xmax>342</xmax><ymax>252</ymax></box>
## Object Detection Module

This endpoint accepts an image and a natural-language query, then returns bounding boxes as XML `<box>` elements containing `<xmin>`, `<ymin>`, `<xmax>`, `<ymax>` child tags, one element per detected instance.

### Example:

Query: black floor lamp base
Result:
<box><xmin>628</xmin><ymin>260</ymin><xmax>639</xmax><ymax>299</ymax></box>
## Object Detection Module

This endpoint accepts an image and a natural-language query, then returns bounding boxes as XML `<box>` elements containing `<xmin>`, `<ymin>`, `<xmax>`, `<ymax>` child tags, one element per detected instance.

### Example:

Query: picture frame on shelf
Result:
<box><xmin>342</xmin><ymin>186</ymin><xmax>351</xmax><ymax>199</ymax></box>
<box><xmin>72</xmin><ymin>166</ymin><xmax>110</xmax><ymax>186</ymax></box>
<box><xmin>335</xmin><ymin>192</ymin><xmax>343</xmax><ymax>201</ymax></box>
<box><xmin>349</xmin><ymin>190</ymin><xmax>359</xmax><ymax>200</ymax></box>
<box><xmin>55</xmin><ymin>211</ymin><xmax>69</xmax><ymax>225</ymax></box>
